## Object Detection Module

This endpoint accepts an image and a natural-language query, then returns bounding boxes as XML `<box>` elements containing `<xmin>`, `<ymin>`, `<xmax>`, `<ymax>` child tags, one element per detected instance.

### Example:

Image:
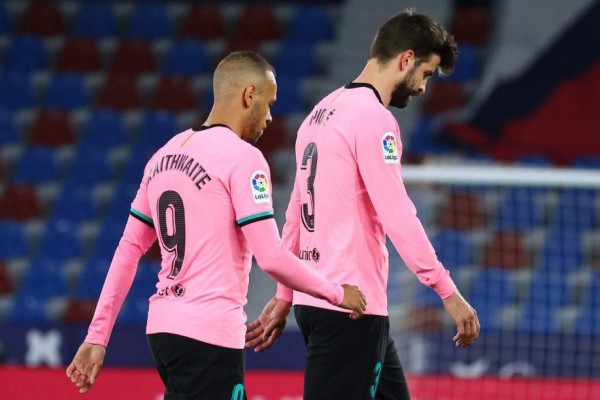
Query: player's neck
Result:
<box><xmin>204</xmin><ymin>107</ymin><xmax>245</xmax><ymax>138</ymax></box>
<box><xmin>353</xmin><ymin>59</ymin><xmax>397</xmax><ymax>108</ymax></box>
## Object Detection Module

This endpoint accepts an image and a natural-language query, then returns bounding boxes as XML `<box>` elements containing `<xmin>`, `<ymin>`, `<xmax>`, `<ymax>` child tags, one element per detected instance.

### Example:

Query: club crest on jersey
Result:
<box><xmin>250</xmin><ymin>170</ymin><xmax>270</xmax><ymax>203</ymax></box>
<box><xmin>381</xmin><ymin>132</ymin><xmax>399</xmax><ymax>164</ymax></box>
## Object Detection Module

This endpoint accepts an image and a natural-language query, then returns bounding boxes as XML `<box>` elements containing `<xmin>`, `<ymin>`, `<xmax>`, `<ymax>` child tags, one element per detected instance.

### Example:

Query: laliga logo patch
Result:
<box><xmin>250</xmin><ymin>170</ymin><xmax>270</xmax><ymax>203</ymax></box>
<box><xmin>381</xmin><ymin>132</ymin><xmax>399</xmax><ymax>164</ymax></box>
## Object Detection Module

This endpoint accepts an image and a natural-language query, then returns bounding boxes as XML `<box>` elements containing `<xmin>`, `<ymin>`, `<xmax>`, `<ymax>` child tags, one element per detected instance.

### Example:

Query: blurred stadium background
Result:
<box><xmin>0</xmin><ymin>0</ymin><xmax>599</xmax><ymax>399</ymax></box>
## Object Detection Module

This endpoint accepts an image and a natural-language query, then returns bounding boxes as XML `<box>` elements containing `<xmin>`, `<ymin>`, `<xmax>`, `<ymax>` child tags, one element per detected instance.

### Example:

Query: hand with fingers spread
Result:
<box><xmin>246</xmin><ymin>297</ymin><xmax>292</xmax><ymax>353</ymax></box>
<box><xmin>339</xmin><ymin>284</ymin><xmax>367</xmax><ymax>320</ymax></box>
<box><xmin>443</xmin><ymin>290</ymin><xmax>480</xmax><ymax>348</ymax></box>
<box><xmin>66</xmin><ymin>343</ymin><xmax>106</xmax><ymax>394</ymax></box>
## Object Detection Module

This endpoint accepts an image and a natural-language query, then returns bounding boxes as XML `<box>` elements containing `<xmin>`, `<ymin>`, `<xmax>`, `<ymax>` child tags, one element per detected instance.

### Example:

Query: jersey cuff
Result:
<box><xmin>237</xmin><ymin>211</ymin><xmax>274</xmax><ymax>227</ymax></box>
<box><xmin>130</xmin><ymin>208</ymin><xmax>154</xmax><ymax>228</ymax></box>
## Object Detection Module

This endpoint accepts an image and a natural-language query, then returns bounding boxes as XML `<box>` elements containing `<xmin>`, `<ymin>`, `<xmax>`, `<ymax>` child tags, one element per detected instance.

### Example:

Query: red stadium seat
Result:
<box><xmin>62</xmin><ymin>299</ymin><xmax>97</xmax><ymax>324</ymax></box>
<box><xmin>180</xmin><ymin>4</ymin><xmax>224</xmax><ymax>40</ymax></box>
<box><xmin>233</xmin><ymin>5</ymin><xmax>281</xmax><ymax>43</ymax></box>
<box><xmin>56</xmin><ymin>38</ymin><xmax>101</xmax><ymax>73</ymax></box>
<box><xmin>109</xmin><ymin>39</ymin><xmax>156</xmax><ymax>77</ymax></box>
<box><xmin>0</xmin><ymin>183</ymin><xmax>43</xmax><ymax>221</ymax></box>
<box><xmin>28</xmin><ymin>109</ymin><xmax>75</xmax><ymax>146</ymax></box>
<box><xmin>450</xmin><ymin>7</ymin><xmax>491</xmax><ymax>47</ymax></box>
<box><xmin>0</xmin><ymin>259</ymin><xmax>13</xmax><ymax>295</ymax></box>
<box><xmin>483</xmin><ymin>230</ymin><xmax>529</xmax><ymax>270</ymax></box>
<box><xmin>151</xmin><ymin>76</ymin><xmax>197</xmax><ymax>111</ymax></box>
<box><xmin>18</xmin><ymin>2</ymin><xmax>64</xmax><ymax>36</ymax></box>
<box><xmin>437</xmin><ymin>191</ymin><xmax>486</xmax><ymax>230</ymax></box>
<box><xmin>96</xmin><ymin>74</ymin><xmax>142</xmax><ymax>110</ymax></box>
<box><xmin>421</xmin><ymin>81</ymin><xmax>468</xmax><ymax>116</ymax></box>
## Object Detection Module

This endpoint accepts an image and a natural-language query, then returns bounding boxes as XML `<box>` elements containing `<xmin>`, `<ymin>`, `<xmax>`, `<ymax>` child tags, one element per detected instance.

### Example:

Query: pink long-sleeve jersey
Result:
<box><xmin>85</xmin><ymin>125</ymin><xmax>343</xmax><ymax>350</ymax></box>
<box><xmin>279</xmin><ymin>83</ymin><xmax>456</xmax><ymax>315</ymax></box>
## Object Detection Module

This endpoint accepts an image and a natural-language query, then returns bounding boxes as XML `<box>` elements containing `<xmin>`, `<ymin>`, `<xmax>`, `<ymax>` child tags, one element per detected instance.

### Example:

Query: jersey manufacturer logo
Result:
<box><xmin>381</xmin><ymin>132</ymin><xmax>399</xmax><ymax>164</ymax></box>
<box><xmin>250</xmin><ymin>170</ymin><xmax>270</xmax><ymax>204</ymax></box>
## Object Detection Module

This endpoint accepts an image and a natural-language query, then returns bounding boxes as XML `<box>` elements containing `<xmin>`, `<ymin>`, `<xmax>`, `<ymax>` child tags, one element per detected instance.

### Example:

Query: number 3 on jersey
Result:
<box><xmin>301</xmin><ymin>143</ymin><xmax>318</xmax><ymax>232</ymax></box>
<box><xmin>157</xmin><ymin>190</ymin><xmax>186</xmax><ymax>279</ymax></box>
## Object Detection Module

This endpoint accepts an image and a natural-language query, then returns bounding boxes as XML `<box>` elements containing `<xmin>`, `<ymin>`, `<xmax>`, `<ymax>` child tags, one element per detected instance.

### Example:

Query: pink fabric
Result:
<box><xmin>280</xmin><ymin>85</ymin><xmax>456</xmax><ymax>316</ymax></box>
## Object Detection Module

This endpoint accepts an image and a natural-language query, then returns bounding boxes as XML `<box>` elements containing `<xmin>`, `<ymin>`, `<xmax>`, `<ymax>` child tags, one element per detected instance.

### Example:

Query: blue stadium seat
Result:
<box><xmin>117</xmin><ymin>261</ymin><xmax>160</xmax><ymax>325</ymax></box>
<box><xmin>118</xmin><ymin>297</ymin><xmax>149</xmax><ymax>325</ymax></box>
<box><xmin>515</xmin><ymin>154</ymin><xmax>553</xmax><ymax>166</ymax></box>
<box><xmin>549</xmin><ymin>188</ymin><xmax>597</xmax><ymax>233</ymax></box>
<box><xmin>572</xmin><ymin>156</ymin><xmax>600</xmax><ymax>169</ymax></box>
<box><xmin>43</xmin><ymin>73</ymin><xmax>90</xmax><ymax>110</ymax></box>
<box><xmin>285</xmin><ymin>6</ymin><xmax>333</xmax><ymax>44</ymax></box>
<box><xmin>119</xmin><ymin>146</ymin><xmax>156</xmax><ymax>185</ymax></box>
<box><xmin>126</xmin><ymin>2</ymin><xmax>172</xmax><ymax>40</ymax></box>
<box><xmin>7</xmin><ymin>294</ymin><xmax>50</xmax><ymax>323</ymax></box>
<box><xmin>274</xmin><ymin>41</ymin><xmax>318</xmax><ymax>78</ymax></box>
<box><xmin>444</xmin><ymin>43</ymin><xmax>480</xmax><ymax>83</ymax></box>
<box><xmin>573</xmin><ymin>273</ymin><xmax>600</xmax><ymax>335</ymax></box>
<box><xmin>92</xmin><ymin>216</ymin><xmax>126</xmax><ymax>260</ymax></box>
<box><xmin>413</xmin><ymin>283</ymin><xmax>443</xmax><ymax>308</ymax></box>
<box><xmin>430</xmin><ymin>229</ymin><xmax>473</xmax><ymax>269</ymax></box>
<box><xmin>0</xmin><ymin>222</ymin><xmax>29</xmax><ymax>258</ymax></box>
<box><xmin>537</xmin><ymin>227</ymin><xmax>584</xmax><ymax>274</ymax></box>
<box><xmin>37</xmin><ymin>220</ymin><xmax>83</xmax><ymax>262</ymax></box>
<box><xmin>3</xmin><ymin>35</ymin><xmax>47</xmax><ymax>73</ymax></box>
<box><xmin>408</xmin><ymin>117</ymin><xmax>451</xmax><ymax>155</ymax></box>
<box><xmin>74</xmin><ymin>258</ymin><xmax>111</xmax><ymax>300</ymax></box>
<box><xmin>12</xmin><ymin>146</ymin><xmax>60</xmax><ymax>184</ymax></box>
<box><xmin>0</xmin><ymin>72</ymin><xmax>35</xmax><ymax>110</ymax></box>
<box><xmin>271</xmin><ymin>77</ymin><xmax>304</xmax><ymax>115</ymax></box>
<box><xmin>16</xmin><ymin>258</ymin><xmax>68</xmax><ymax>300</ymax></box>
<box><xmin>0</xmin><ymin>2</ymin><xmax>8</xmax><ymax>34</ymax></box>
<box><xmin>78</xmin><ymin>110</ymin><xmax>128</xmax><ymax>151</ymax></box>
<box><xmin>72</xmin><ymin>2</ymin><xmax>116</xmax><ymax>38</ymax></box>
<box><xmin>136</xmin><ymin>111</ymin><xmax>180</xmax><ymax>149</ymax></box>
<box><xmin>0</xmin><ymin>109</ymin><xmax>21</xmax><ymax>146</ymax></box>
<box><xmin>50</xmin><ymin>183</ymin><xmax>97</xmax><ymax>224</ymax></box>
<box><xmin>105</xmin><ymin>182</ymin><xmax>139</xmax><ymax>222</ymax></box>
<box><xmin>469</xmin><ymin>268</ymin><xmax>516</xmax><ymax>330</ymax></box>
<box><xmin>163</xmin><ymin>39</ymin><xmax>210</xmax><ymax>77</ymax></box>
<box><xmin>66</xmin><ymin>148</ymin><xmax>114</xmax><ymax>185</ymax></box>
<box><xmin>494</xmin><ymin>187</ymin><xmax>545</xmax><ymax>231</ymax></box>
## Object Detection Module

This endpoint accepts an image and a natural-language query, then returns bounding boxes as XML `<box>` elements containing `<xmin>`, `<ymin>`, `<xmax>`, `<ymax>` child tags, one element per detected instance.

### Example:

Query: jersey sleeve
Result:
<box><xmin>354</xmin><ymin>111</ymin><xmax>456</xmax><ymax>299</ymax></box>
<box><xmin>277</xmin><ymin>176</ymin><xmax>302</xmax><ymax>302</ymax></box>
<box><xmin>229</xmin><ymin>147</ymin><xmax>275</xmax><ymax>226</ymax></box>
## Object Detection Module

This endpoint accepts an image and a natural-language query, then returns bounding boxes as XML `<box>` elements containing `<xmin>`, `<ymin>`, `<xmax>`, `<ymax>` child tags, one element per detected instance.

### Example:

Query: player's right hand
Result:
<box><xmin>66</xmin><ymin>342</ymin><xmax>106</xmax><ymax>394</ymax></box>
<box><xmin>340</xmin><ymin>284</ymin><xmax>367</xmax><ymax>319</ymax></box>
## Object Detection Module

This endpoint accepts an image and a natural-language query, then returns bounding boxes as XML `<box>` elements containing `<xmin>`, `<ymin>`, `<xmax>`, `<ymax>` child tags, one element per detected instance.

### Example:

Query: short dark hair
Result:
<box><xmin>369</xmin><ymin>10</ymin><xmax>458</xmax><ymax>75</ymax></box>
<box><xmin>216</xmin><ymin>50</ymin><xmax>275</xmax><ymax>79</ymax></box>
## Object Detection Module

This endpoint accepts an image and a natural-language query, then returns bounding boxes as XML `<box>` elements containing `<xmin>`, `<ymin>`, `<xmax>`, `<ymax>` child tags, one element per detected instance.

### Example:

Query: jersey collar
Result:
<box><xmin>345</xmin><ymin>82</ymin><xmax>384</xmax><ymax>105</ymax></box>
<box><xmin>192</xmin><ymin>123</ymin><xmax>231</xmax><ymax>132</ymax></box>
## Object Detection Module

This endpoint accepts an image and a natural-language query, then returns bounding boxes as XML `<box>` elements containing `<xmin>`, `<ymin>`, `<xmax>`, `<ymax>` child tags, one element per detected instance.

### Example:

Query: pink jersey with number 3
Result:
<box><xmin>281</xmin><ymin>83</ymin><xmax>456</xmax><ymax>315</ymax></box>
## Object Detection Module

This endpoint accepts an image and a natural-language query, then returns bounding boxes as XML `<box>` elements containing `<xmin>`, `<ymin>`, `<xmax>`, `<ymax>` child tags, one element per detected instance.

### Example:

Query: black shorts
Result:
<box><xmin>294</xmin><ymin>305</ymin><xmax>410</xmax><ymax>400</ymax></box>
<box><xmin>147</xmin><ymin>333</ymin><xmax>247</xmax><ymax>400</ymax></box>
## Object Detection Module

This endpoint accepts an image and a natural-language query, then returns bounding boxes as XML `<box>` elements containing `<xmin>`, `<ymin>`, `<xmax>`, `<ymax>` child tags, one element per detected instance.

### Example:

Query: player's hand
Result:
<box><xmin>443</xmin><ymin>290</ymin><xmax>480</xmax><ymax>347</ymax></box>
<box><xmin>66</xmin><ymin>342</ymin><xmax>106</xmax><ymax>393</ymax></box>
<box><xmin>245</xmin><ymin>298</ymin><xmax>292</xmax><ymax>353</ymax></box>
<box><xmin>339</xmin><ymin>284</ymin><xmax>367</xmax><ymax>320</ymax></box>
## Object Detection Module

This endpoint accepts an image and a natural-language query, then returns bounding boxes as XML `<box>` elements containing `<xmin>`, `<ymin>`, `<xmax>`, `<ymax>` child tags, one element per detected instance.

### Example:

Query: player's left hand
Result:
<box><xmin>245</xmin><ymin>297</ymin><xmax>292</xmax><ymax>352</ymax></box>
<box><xmin>66</xmin><ymin>342</ymin><xmax>106</xmax><ymax>393</ymax></box>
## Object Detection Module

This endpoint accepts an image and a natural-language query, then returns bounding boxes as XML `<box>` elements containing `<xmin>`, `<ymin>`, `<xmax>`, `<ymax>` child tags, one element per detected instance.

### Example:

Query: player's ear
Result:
<box><xmin>398</xmin><ymin>50</ymin><xmax>415</xmax><ymax>71</ymax></box>
<box><xmin>243</xmin><ymin>85</ymin><xmax>256</xmax><ymax>108</ymax></box>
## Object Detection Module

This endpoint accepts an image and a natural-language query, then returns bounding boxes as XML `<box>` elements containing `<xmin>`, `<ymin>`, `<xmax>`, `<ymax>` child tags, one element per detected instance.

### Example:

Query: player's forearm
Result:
<box><xmin>243</xmin><ymin>219</ymin><xmax>343</xmax><ymax>306</ymax></box>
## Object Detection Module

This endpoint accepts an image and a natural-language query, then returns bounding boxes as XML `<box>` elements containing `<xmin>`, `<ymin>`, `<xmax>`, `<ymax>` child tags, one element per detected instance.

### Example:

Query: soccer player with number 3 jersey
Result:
<box><xmin>247</xmin><ymin>11</ymin><xmax>481</xmax><ymax>400</ymax></box>
<box><xmin>66</xmin><ymin>51</ymin><xmax>367</xmax><ymax>399</ymax></box>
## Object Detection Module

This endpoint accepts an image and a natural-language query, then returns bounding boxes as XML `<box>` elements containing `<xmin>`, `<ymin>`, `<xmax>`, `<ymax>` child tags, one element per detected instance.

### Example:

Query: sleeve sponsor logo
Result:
<box><xmin>250</xmin><ymin>170</ymin><xmax>270</xmax><ymax>203</ymax></box>
<box><xmin>381</xmin><ymin>132</ymin><xmax>399</xmax><ymax>164</ymax></box>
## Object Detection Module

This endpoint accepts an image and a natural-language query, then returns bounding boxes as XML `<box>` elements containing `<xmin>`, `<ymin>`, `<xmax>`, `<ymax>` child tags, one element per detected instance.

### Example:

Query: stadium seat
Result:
<box><xmin>15</xmin><ymin>258</ymin><xmax>68</xmax><ymax>301</ymax></box>
<box><xmin>135</xmin><ymin>111</ymin><xmax>180</xmax><ymax>149</ymax></box>
<box><xmin>254</xmin><ymin>116</ymin><xmax>290</xmax><ymax>163</ymax></box>
<box><xmin>96</xmin><ymin>74</ymin><xmax>142</xmax><ymax>110</ymax></box>
<box><xmin>285</xmin><ymin>6</ymin><xmax>333</xmax><ymax>44</ymax></box>
<box><xmin>549</xmin><ymin>188</ymin><xmax>597</xmax><ymax>233</ymax></box>
<box><xmin>0</xmin><ymin>259</ymin><xmax>13</xmax><ymax>296</ymax></box>
<box><xmin>104</xmin><ymin>182</ymin><xmax>140</xmax><ymax>222</ymax></box>
<box><xmin>12</xmin><ymin>146</ymin><xmax>60</xmax><ymax>184</ymax></box>
<box><xmin>126</xmin><ymin>2</ymin><xmax>172</xmax><ymax>40</ymax></box>
<box><xmin>180</xmin><ymin>4</ymin><xmax>224</xmax><ymax>40</ymax></box>
<box><xmin>572</xmin><ymin>156</ymin><xmax>600</xmax><ymax>169</ymax></box>
<box><xmin>408</xmin><ymin>117</ymin><xmax>452</xmax><ymax>155</ymax></box>
<box><xmin>0</xmin><ymin>2</ymin><xmax>8</xmax><ymax>34</ymax></box>
<box><xmin>270</xmin><ymin>77</ymin><xmax>305</xmax><ymax>115</ymax></box>
<box><xmin>163</xmin><ymin>39</ymin><xmax>210</xmax><ymax>77</ymax></box>
<box><xmin>65</xmin><ymin>149</ymin><xmax>115</xmax><ymax>185</ymax></box>
<box><xmin>444</xmin><ymin>43</ymin><xmax>480</xmax><ymax>83</ymax></box>
<box><xmin>50</xmin><ymin>184</ymin><xmax>97</xmax><ymax>224</ymax></box>
<box><xmin>468</xmin><ymin>268</ymin><xmax>517</xmax><ymax>330</ymax></box>
<box><xmin>537</xmin><ymin>228</ymin><xmax>584</xmax><ymax>274</ymax></box>
<box><xmin>413</xmin><ymin>283</ymin><xmax>444</xmax><ymax>308</ymax></box>
<box><xmin>3</xmin><ymin>35</ymin><xmax>47</xmax><ymax>73</ymax></box>
<box><xmin>437</xmin><ymin>190</ymin><xmax>486</xmax><ymax>230</ymax></box>
<box><xmin>78</xmin><ymin>110</ymin><xmax>128</xmax><ymax>151</ymax></box>
<box><xmin>17</xmin><ymin>2</ymin><xmax>64</xmax><ymax>37</ymax></box>
<box><xmin>37</xmin><ymin>220</ymin><xmax>84</xmax><ymax>262</ymax></box>
<box><xmin>0</xmin><ymin>222</ymin><xmax>29</xmax><ymax>259</ymax></box>
<box><xmin>56</xmin><ymin>38</ymin><xmax>102</xmax><ymax>73</ymax></box>
<box><xmin>73</xmin><ymin>258</ymin><xmax>111</xmax><ymax>300</ymax></box>
<box><xmin>515</xmin><ymin>154</ymin><xmax>553</xmax><ymax>166</ymax></box>
<box><xmin>274</xmin><ymin>42</ymin><xmax>319</xmax><ymax>78</ymax></box>
<box><xmin>71</xmin><ymin>1</ymin><xmax>117</xmax><ymax>38</ymax></box>
<box><xmin>421</xmin><ymin>81</ymin><xmax>468</xmax><ymax>115</ymax></box>
<box><xmin>62</xmin><ymin>299</ymin><xmax>97</xmax><ymax>324</ymax></box>
<box><xmin>450</xmin><ymin>6</ymin><xmax>491</xmax><ymax>47</ymax></box>
<box><xmin>7</xmin><ymin>295</ymin><xmax>50</xmax><ymax>323</ymax></box>
<box><xmin>119</xmin><ymin>146</ymin><xmax>157</xmax><ymax>185</ymax></box>
<box><xmin>0</xmin><ymin>109</ymin><xmax>20</xmax><ymax>146</ymax></box>
<box><xmin>483</xmin><ymin>230</ymin><xmax>528</xmax><ymax>270</ymax></box>
<box><xmin>573</xmin><ymin>273</ymin><xmax>600</xmax><ymax>335</ymax></box>
<box><xmin>109</xmin><ymin>39</ymin><xmax>156</xmax><ymax>77</ymax></box>
<box><xmin>232</xmin><ymin>5</ymin><xmax>281</xmax><ymax>44</ymax></box>
<box><xmin>43</xmin><ymin>73</ymin><xmax>90</xmax><ymax>110</ymax></box>
<box><xmin>223</xmin><ymin>36</ymin><xmax>261</xmax><ymax>59</ymax></box>
<box><xmin>92</xmin><ymin>216</ymin><xmax>127</xmax><ymax>260</ymax></box>
<box><xmin>0</xmin><ymin>72</ymin><xmax>35</xmax><ymax>111</ymax></box>
<box><xmin>118</xmin><ymin>261</ymin><xmax>159</xmax><ymax>325</ymax></box>
<box><xmin>494</xmin><ymin>187</ymin><xmax>545</xmax><ymax>231</ymax></box>
<box><xmin>151</xmin><ymin>76</ymin><xmax>197</xmax><ymax>111</ymax></box>
<box><xmin>28</xmin><ymin>109</ymin><xmax>75</xmax><ymax>146</ymax></box>
<box><xmin>430</xmin><ymin>229</ymin><xmax>473</xmax><ymax>269</ymax></box>
<box><xmin>0</xmin><ymin>184</ymin><xmax>43</xmax><ymax>221</ymax></box>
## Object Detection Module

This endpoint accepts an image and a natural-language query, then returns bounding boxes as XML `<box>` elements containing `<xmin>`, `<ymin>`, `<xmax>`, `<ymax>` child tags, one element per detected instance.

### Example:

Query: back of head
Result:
<box><xmin>369</xmin><ymin>10</ymin><xmax>457</xmax><ymax>75</ymax></box>
<box><xmin>213</xmin><ymin>51</ymin><xmax>275</xmax><ymax>101</ymax></box>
